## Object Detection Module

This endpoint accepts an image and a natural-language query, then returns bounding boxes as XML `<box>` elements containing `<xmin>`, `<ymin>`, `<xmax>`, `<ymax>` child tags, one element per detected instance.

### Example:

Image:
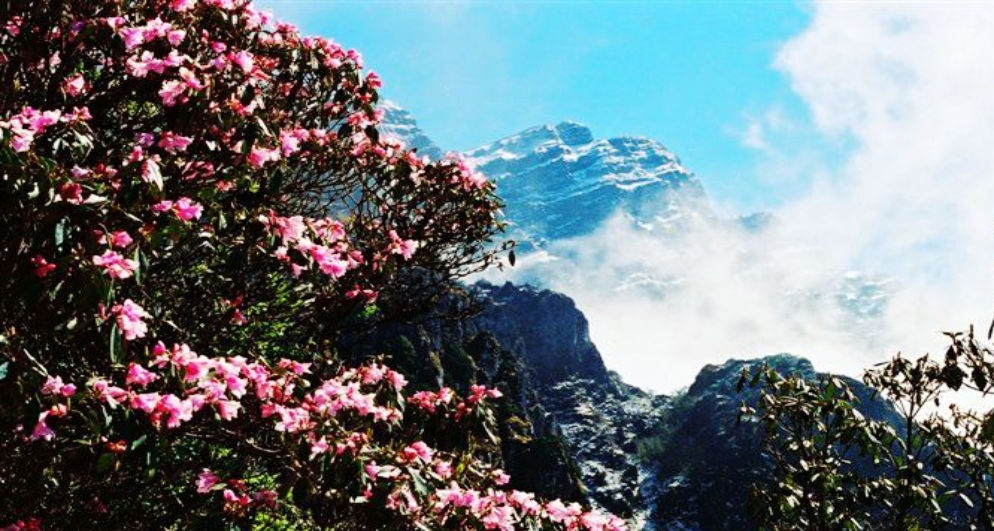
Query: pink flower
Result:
<box><xmin>160</xmin><ymin>394</ymin><xmax>194</xmax><ymax>428</ymax></box>
<box><xmin>492</xmin><ymin>469</ymin><xmax>511</xmax><ymax>486</ymax></box>
<box><xmin>130</xmin><ymin>392</ymin><xmax>161</xmax><ymax>413</ymax></box>
<box><xmin>481</xmin><ymin>506</ymin><xmax>516</xmax><ymax>531</ymax></box>
<box><xmin>579</xmin><ymin>512</ymin><xmax>612</xmax><ymax>531</ymax></box>
<box><xmin>310</xmin><ymin>436</ymin><xmax>330</xmax><ymax>457</ymax></box>
<box><xmin>120</xmin><ymin>27</ymin><xmax>145</xmax><ymax>50</ymax></box>
<box><xmin>253</xmin><ymin>490</ymin><xmax>278</xmax><ymax>508</ymax></box>
<box><xmin>307</xmin><ymin>245</ymin><xmax>348</xmax><ymax>278</ymax></box>
<box><xmin>155</xmin><ymin>198</ymin><xmax>203</xmax><ymax>222</ymax></box>
<box><xmin>30</xmin><ymin>412</ymin><xmax>55</xmax><ymax>442</ymax></box>
<box><xmin>273</xmin><ymin>406</ymin><xmax>311</xmax><ymax>433</ymax></box>
<box><xmin>401</xmin><ymin>441</ymin><xmax>434</xmax><ymax>464</ymax></box>
<box><xmin>260</xmin><ymin>213</ymin><xmax>307</xmax><ymax>243</ymax></box>
<box><xmin>230</xmin><ymin>50</ymin><xmax>255</xmax><ymax>74</ymax></box>
<box><xmin>387</xmin><ymin>370</ymin><xmax>407</xmax><ymax>390</ymax></box>
<box><xmin>388</xmin><ymin>230</ymin><xmax>418</xmax><ymax>260</ymax></box>
<box><xmin>92</xmin><ymin>379</ymin><xmax>129</xmax><ymax>408</ymax></box>
<box><xmin>125</xmin><ymin>363</ymin><xmax>159</xmax><ymax>387</ymax></box>
<box><xmin>545</xmin><ymin>500</ymin><xmax>582</xmax><ymax>523</ymax></box>
<box><xmin>112</xmin><ymin>299</ymin><xmax>151</xmax><ymax>340</ymax></box>
<box><xmin>230</xmin><ymin>308</ymin><xmax>247</xmax><ymax>325</ymax></box>
<box><xmin>62</xmin><ymin>74</ymin><xmax>86</xmax><ymax>97</ymax></box>
<box><xmin>10</xmin><ymin>133</ymin><xmax>33</xmax><ymax>152</ymax></box>
<box><xmin>171</xmin><ymin>0</ymin><xmax>198</xmax><ymax>10</ymax></box>
<box><xmin>30</xmin><ymin>255</ymin><xmax>56</xmax><ymax>278</ymax></box>
<box><xmin>181</xmin><ymin>355</ymin><xmax>212</xmax><ymax>382</ymax></box>
<box><xmin>166</xmin><ymin>28</ymin><xmax>186</xmax><ymax>46</ymax></box>
<box><xmin>216</xmin><ymin>400</ymin><xmax>241</xmax><ymax>420</ymax></box>
<box><xmin>173</xmin><ymin>197</ymin><xmax>203</xmax><ymax>221</ymax></box>
<box><xmin>178</xmin><ymin>67</ymin><xmax>205</xmax><ymax>90</ymax></box>
<box><xmin>223</xmin><ymin>489</ymin><xmax>251</xmax><ymax>507</ymax></box>
<box><xmin>141</xmin><ymin>156</ymin><xmax>163</xmax><ymax>189</ymax></box>
<box><xmin>92</xmin><ymin>250</ymin><xmax>138</xmax><ymax>279</ymax></box>
<box><xmin>248</xmin><ymin>146</ymin><xmax>280</xmax><ymax>168</ymax></box>
<box><xmin>277</xmin><ymin>359</ymin><xmax>311</xmax><ymax>376</ymax></box>
<box><xmin>69</xmin><ymin>106</ymin><xmax>92</xmax><ymax>121</ymax></box>
<box><xmin>127</xmin><ymin>51</ymin><xmax>163</xmax><ymax>78</ymax></box>
<box><xmin>142</xmin><ymin>18</ymin><xmax>172</xmax><ymax>40</ymax></box>
<box><xmin>196</xmin><ymin>469</ymin><xmax>219</xmax><ymax>493</ymax></box>
<box><xmin>157</xmin><ymin>131</ymin><xmax>193</xmax><ymax>152</ymax></box>
<box><xmin>434</xmin><ymin>460</ymin><xmax>453</xmax><ymax>479</ymax></box>
<box><xmin>279</xmin><ymin>129</ymin><xmax>302</xmax><ymax>156</ymax></box>
<box><xmin>108</xmin><ymin>230</ymin><xmax>133</xmax><ymax>248</ymax></box>
<box><xmin>40</xmin><ymin>376</ymin><xmax>75</xmax><ymax>397</ymax></box>
<box><xmin>158</xmin><ymin>79</ymin><xmax>187</xmax><ymax>107</ymax></box>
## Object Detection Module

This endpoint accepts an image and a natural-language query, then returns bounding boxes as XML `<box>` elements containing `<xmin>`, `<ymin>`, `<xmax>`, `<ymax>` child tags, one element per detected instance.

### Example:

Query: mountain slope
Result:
<box><xmin>466</xmin><ymin>122</ymin><xmax>708</xmax><ymax>246</ymax></box>
<box><xmin>378</xmin><ymin>101</ymin><xmax>444</xmax><ymax>160</ymax></box>
<box><xmin>335</xmin><ymin>277</ymin><xmax>905</xmax><ymax>530</ymax></box>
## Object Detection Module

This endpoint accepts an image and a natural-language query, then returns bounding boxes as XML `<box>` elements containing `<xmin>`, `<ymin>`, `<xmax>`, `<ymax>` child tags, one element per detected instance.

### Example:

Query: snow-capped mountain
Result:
<box><xmin>378</xmin><ymin>100</ymin><xmax>444</xmax><ymax>160</ymax></box>
<box><xmin>378</xmin><ymin>101</ymin><xmax>712</xmax><ymax>250</ymax></box>
<box><xmin>464</xmin><ymin>122</ymin><xmax>709</xmax><ymax>246</ymax></box>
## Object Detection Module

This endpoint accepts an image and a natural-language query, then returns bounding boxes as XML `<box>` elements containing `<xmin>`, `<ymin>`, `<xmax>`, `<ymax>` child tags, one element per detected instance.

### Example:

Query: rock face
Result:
<box><xmin>378</xmin><ymin>101</ymin><xmax>444</xmax><ymax>160</ymax></box>
<box><xmin>378</xmin><ymin>104</ymin><xmax>710</xmax><ymax>251</ymax></box>
<box><xmin>464</xmin><ymin>123</ymin><xmax>707</xmax><ymax>245</ymax></box>
<box><xmin>472</xmin><ymin>282</ymin><xmax>668</xmax><ymax>520</ymax></box>
<box><xmin>641</xmin><ymin>354</ymin><xmax>905</xmax><ymax>531</ymax></box>
<box><xmin>338</xmin><ymin>280</ymin><xmax>663</xmax><ymax>517</ymax></box>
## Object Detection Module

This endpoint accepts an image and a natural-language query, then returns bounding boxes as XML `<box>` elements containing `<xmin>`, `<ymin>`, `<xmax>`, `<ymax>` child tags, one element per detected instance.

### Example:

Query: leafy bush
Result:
<box><xmin>0</xmin><ymin>2</ymin><xmax>623</xmax><ymax>529</ymax></box>
<box><xmin>743</xmin><ymin>325</ymin><xmax>994</xmax><ymax>530</ymax></box>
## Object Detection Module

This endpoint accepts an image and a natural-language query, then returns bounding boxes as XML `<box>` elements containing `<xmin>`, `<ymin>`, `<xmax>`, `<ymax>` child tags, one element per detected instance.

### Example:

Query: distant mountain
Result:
<box><xmin>464</xmin><ymin>122</ymin><xmax>709</xmax><ymax>245</ymax></box>
<box><xmin>378</xmin><ymin>101</ymin><xmax>444</xmax><ymax>160</ymax></box>
<box><xmin>378</xmin><ymin>102</ymin><xmax>713</xmax><ymax>249</ymax></box>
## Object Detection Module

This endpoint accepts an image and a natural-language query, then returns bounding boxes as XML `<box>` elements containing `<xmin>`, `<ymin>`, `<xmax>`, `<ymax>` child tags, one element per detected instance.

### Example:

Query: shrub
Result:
<box><xmin>0</xmin><ymin>2</ymin><xmax>622</xmax><ymax>529</ymax></box>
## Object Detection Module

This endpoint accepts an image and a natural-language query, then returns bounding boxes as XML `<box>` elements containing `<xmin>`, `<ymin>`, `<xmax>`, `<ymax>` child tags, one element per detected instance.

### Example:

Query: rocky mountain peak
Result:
<box><xmin>377</xmin><ymin>100</ymin><xmax>444</xmax><ymax>159</ymax></box>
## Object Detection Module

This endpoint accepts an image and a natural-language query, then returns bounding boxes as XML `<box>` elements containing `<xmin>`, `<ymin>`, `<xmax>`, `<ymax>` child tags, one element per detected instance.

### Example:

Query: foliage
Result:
<box><xmin>741</xmin><ymin>325</ymin><xmax>994</xmax><ymax>530</ymax></box>
<box><xmin>0</xmin><ymin>1</ymin><xmax>623</xmax><ymax>529</ymax></box>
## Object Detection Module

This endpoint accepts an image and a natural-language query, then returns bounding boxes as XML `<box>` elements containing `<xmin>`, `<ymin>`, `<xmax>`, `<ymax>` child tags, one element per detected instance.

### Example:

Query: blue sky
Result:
<box><xmin>259</xmin><ymin>1</ymin><xmax>828</xmax><ymax>210</ymax></box>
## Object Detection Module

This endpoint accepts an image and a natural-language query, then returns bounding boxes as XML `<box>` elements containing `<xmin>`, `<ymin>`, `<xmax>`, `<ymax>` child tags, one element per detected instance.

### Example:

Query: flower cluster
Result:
<box><xmin>0</xmin><ymin>0</ymin><xmax>573</xmax><ymax>528</ymax></box>
<box><xmin>29</xmin><ymin>352</ymin><xmax>623</xmax><ymax>529</ymax></box>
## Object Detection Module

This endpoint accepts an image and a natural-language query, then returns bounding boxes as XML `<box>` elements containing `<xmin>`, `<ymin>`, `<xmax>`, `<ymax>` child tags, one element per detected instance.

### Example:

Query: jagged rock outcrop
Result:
<box><xmin>335</xmin><ymin>281</ymin><xmax>665</xmax><ymax>517</ymax></box>
<box><xmin>464</xmin><ymin>122</ymin><xmax>707</xmax><ymax>246</ymax></box>
<box><xmin>472</xmin><ymin>282</ymin><xmax>668</xmax><ymax>519</ymax></box>
<box><xmin>378</xmin><ymin>100</ymin><xmax>444</xmax><ymax>159</ymax></box>
<box><xmin>641</xmin><ymin>354</ymin><xmax>903</xmax><ymax>531</ymax></box>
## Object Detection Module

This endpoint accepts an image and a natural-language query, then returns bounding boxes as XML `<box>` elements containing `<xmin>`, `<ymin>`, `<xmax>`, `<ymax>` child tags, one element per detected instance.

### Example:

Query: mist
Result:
<box><xmin>483</xmin><ymin>3</ymin><xmax>994</xmax><ymax>393</ymax></box>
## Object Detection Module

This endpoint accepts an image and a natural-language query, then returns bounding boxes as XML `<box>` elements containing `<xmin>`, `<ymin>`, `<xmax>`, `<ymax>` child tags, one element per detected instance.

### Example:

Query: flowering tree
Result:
<box><xmin>0</xmin><ymin>1</ymin><xmax>624</xmax><ymax>529</ymax></box>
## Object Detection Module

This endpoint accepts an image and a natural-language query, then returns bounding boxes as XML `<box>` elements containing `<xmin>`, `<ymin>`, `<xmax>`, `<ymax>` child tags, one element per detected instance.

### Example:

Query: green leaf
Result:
<box><xmin>132</xmin><ymin>247</ymin><xmax>142</xmax><ymax>285</ymax></box>
<box><xmin>130</xmin><ymin>434</ymin><xmax>148</xmax><ymax>451</ymax></box>
<box><xmin>109</xmin><ymin>324</ymin><xmax>122</xmax><ymax>364</ymax></box>
<box><xmin>0</xmin><ymin>361</ymin><xmax>9</xmax><ymax>381</ymax></box>
<box><xmin>409</xmin><ymin>468</ymin><xmax>428</xmax><ymax>496</ymax></box>
<box><xmin>95</xmin><ymin>452</ymin><xmax>115</xmax><ymax>473</ymax></box>
<box><xmin>54</xmin><ymin>218</ymin><xmax>69</xmax><ymax>251</ymax></box>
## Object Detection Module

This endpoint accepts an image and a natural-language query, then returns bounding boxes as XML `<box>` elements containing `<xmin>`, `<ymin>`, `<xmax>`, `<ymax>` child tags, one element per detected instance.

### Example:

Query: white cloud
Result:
<box><xmin>488</xmin><ymin>2</ymin><xmax>994</xmax><ymax>393</ymax></box>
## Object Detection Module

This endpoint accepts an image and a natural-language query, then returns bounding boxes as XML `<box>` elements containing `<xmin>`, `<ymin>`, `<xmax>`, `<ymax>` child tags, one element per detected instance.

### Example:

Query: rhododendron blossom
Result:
<box><xmin>112</xmin><ymin>299</ymin><xmax>151</xmax><ymax>340</ymax></box>
<box><xmin>30</xmin><ymin>255</ymin><xmax>56</xmax><ymax>278</ymax></box>
<box><xmin>92</xmin><ymin>250</ymin><xmax>138</xmax><ymax>279</ymax></box>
